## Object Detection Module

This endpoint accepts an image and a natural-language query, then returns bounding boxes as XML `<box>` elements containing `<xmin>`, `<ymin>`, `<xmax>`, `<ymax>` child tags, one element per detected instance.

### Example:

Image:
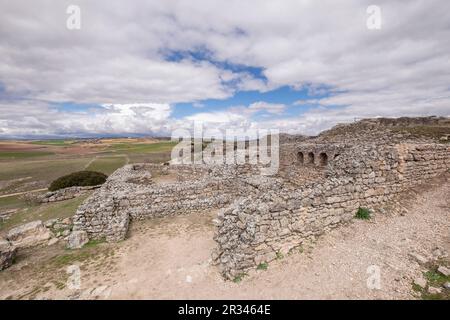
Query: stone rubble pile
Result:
<box><xmin>0</xmin><ymin>217</ymin><xmax>75</xmax><ymax>270</ymax></box>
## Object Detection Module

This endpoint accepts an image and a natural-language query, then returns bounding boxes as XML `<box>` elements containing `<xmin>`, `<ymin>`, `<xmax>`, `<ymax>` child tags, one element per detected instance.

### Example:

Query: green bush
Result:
<box><xmin>49</xmin><ymin>171</ymin><xmax>107</xmax><ymax>191</ymax></box>
<box><xmin>355</xmin><ymin>207</ymin><xmax>371</xmax><ymax>220</ymax></box>
<box><xmin>257</xmin><ymin>262</ymin><xmax>268</xmax><ymax>270</ymax></box>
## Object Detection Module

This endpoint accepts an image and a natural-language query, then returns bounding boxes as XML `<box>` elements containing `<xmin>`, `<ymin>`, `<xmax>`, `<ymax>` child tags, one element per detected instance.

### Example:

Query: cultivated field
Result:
<box><xmin>0</xmin><ymin>138</ymin><xmax>175</xmax><ymax>233</ymax></box>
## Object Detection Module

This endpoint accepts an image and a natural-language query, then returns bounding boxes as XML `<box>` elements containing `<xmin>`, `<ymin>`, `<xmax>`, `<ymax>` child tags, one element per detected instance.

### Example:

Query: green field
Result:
<box><xmin>0</xmin><ymin>151</ymin><xmax>55</xmax><ymax>159</ymax></box>
<box><xmin>0</xmin><ymin>194</ymin><xmax>89</xmax><ymax>234</ymax></box>
<box><xmin>30</xmin><ymin>140</ymin><xmax>74</xmax><ymax>146</ymax></box>
<box><xmin>86</xmin><ymin>156</ymin><xmax>128</xmax><ymax>175</ymax></box>
<box><xmin>0</xmin><ymin>195</ymin><xmax>31</xmax><ymax>211</ymax></box>
<box><xmin>0</xmin><ymin>139</ymin><xmax>175</xmax><ymax>233</ymax></box>
<box><xmin>107</xmin><ymin>141</ymin><xmax>177</xmax><ymax>153</ymax></box>
<box><xmin>0</xmin><ymin>158</ymin><xmax>92</xmax><ymax>183</ymax></box>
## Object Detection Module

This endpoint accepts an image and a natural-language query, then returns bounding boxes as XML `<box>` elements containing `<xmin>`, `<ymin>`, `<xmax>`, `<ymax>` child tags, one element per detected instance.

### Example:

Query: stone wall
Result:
<box><xmin>72</xmin><ymin>163</ymin><xmax>266</xmax><ymax>241</ymax></box>
<box><xmin>40</xmin><ymin>185</ymin><xmax>100</xmax><ymax>203</ymax></box>
<box><xmin>214</xmin><ymin>143</ymin><xmax>450</xmax><ymax>279</ymax></box>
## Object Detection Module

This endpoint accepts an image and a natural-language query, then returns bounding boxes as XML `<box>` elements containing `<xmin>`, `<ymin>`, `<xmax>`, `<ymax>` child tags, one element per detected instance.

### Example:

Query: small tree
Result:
<box><xmin>49</xmin><ymin>171</ymin><xmax>107</xmax><ymax>191</ymax></box>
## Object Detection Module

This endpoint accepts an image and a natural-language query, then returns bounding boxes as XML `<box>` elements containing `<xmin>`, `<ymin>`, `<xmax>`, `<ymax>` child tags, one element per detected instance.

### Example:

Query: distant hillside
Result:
<box><xmin>318</xmin><ymin>116</ymin><xmax>450</xmax><ymax>143</ymax></box>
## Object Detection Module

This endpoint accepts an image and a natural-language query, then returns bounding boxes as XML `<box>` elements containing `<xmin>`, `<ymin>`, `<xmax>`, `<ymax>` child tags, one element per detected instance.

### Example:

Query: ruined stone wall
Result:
<box><xmin>72</xmin><ymin>163</ymin><xmax>265</xmax><ymax>241</ymax></box>
<box><xmin>214</xmin><ymin>143</ymin><xmax>450</xmax><ymax>279</ymax></box>
<box><xmin>72</xmin><ymin>138</ymin><xmax>450</xmax><ymax>280</ymax></box>
<box><xmin>40</xmin><ymin>185</ymin><xmax>100</xmax><ymax>203</ymax></box>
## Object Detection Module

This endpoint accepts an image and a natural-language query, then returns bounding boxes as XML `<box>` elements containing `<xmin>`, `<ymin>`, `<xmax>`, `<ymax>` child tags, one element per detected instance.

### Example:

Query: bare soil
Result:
<box><xmin>1</xmin><ymin>175</ymin><xmax>449</xmax><ymax>300</ymax></box>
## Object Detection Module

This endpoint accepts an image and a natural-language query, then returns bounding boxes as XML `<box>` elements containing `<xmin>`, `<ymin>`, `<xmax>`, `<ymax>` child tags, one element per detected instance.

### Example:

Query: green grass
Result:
<box><xmin>30</xmin><ymin>140</ymin><xmax>74</xmax><ymax>146</ymax></box>
<box><xmin>127</xmin><ymin>152</ymin><xmax>172</xmax><ymax>164</ymax></box>
<box><xmin>0</xmin><ymin>194</ymin><xmax>90</xmax><ymax>232</ymax></box>
<box><xmin>50</xmin><ymin>250</ymin><xmax>95</xmax><ymax>268</ymax></box>
<box><xmin>355</xmin><ymin>207</ymin><xmax>371</xmax><ymax>220</ymax></box>
<box><xmin>0</xmin><ymin>195</ymin><xmax>31</xmax><ymax>212</ymax></box>
<box><xmin>232</xmin><ymin>273</ymin><xmax>248</xmax><ymax>283</ymax></box>
<box><xmin>0</xmin><ymin>151</ymin><xmax>54</xmax><ymax>159</ymax></box>
<box><xmin>0</xmin><ymin>158</ymin><xmax>92</xmax><ymax>182</ymax></box>
<box><xmin>412</xmin><ymin>261</ymin><xmax>450</xmax><ymax>300</ymax></box>
<box><xmin>83</xmin><ymin>238</ymin><xmax>106</xmax><ymax>248</ymax></box>
<box><xmin>257</xmin><ymin>262</ymin><xmax>268</xmax><ymax>270</ymax></box>
<box><xmin>86</xmin><ymin>156</ymin><xmax>127</xmax><ymax>175</ymax></box>
<box><xmin>107</xmin><ymin>141</ymin><xmax>176</xmax><ymax>154</ymax></box>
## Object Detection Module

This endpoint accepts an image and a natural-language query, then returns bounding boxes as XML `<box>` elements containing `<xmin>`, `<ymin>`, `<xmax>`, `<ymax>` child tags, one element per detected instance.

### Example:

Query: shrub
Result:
<box><xmin>257</xmin><ymin>262</ymin><xmax>268</xmax><ymax>270</ymax></box>
<box><xmin>49</xmin><ymin>171</ymin><xmax>107</xmax><ymax>191</ymax></box>
<box><xmin>355</xmin><ymin>207</ymin><xmax>371</xmax><ymax>220</ymax></box>
<box><xmin>232</xmin><ymin>273</ymin><xmax>247</xmax><ymax>283</ymax></box>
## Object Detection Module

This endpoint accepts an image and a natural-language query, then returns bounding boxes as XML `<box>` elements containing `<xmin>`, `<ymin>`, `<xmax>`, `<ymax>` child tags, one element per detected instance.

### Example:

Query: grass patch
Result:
<box><xmin>0</xmin><ymin>157</ymin><xmax>92</xmax><ymax>185</ymax></box>
<box><xmin>355</xmin><ymin>207</ymin><xmax>371</xmax><ymax>220</ymax></box>
<box><xmin>412</xmin><ymin>261</ymin><xmax>450</xmax><ymax>300</ymax></box>
<box><xmin>30</xmin><ymin>140</ymin><xmax>74</xmax><ymax>146</ymax></box>
<box><xmin>83</xmin><ymin>238</ymin><xmax>106</xmax><ymax>248</ymax></box>
<box><xmin>0</xmin><ymin>151</ymin><xmax>54</xmax><ymax>159</ymax></box>
<box><xmin>232</xmin><ymin>273</ymin><xmax>247</xmax><ymax>283</ymax></box>
<box><xmin>86</xmin><ymin>156</ymin><xmax>127</xmax><ymax>175</ymax></box>
<box><xmin>127</xmin><ymin>152</ymin><xmax>172</xmax><ymax>164</ymax></box>
<box><xmin>276</xmin><ymin>251</ymin><xmax>284</xmax><ymax>260</ymax></box>
<box><xmin>0</xmin><ymin>194</ymin><xmax>89</xmax><ymax>232</ymax></box>
<box><xmin>51</xmin><ymin>250</ymin><xmax>94</xmax><ymax>268</ymax></box>
<box><xmin>0</xmin><ymin>195</ymin><xmax>31</xmax><ymax>211</ymax></box>
<box><xmin>257</xmin><ymin>262</ymin><xmax>268</xmax><ymax>270</ymax></box>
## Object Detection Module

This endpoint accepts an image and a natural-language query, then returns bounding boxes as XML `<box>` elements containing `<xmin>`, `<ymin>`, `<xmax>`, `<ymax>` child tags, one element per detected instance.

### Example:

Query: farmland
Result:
<box><xmin>0</xmin><ymin>138</ymin><xmax>175</xmax><ymax>232</ymax></box>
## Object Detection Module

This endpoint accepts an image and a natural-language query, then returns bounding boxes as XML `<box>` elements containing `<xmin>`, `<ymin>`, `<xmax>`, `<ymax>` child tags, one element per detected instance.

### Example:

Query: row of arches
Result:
<box><xmin>297</xmin><ymin>151</ymin><xmax>328</xmax><ymax>166</ymax></box>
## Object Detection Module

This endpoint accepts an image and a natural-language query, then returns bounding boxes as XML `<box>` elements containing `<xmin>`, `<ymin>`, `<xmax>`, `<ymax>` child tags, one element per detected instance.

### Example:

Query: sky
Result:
<box><xmin>0</xmin><ymin>0</ymin><xmax>449</xmax><ymax>138</ymax></box>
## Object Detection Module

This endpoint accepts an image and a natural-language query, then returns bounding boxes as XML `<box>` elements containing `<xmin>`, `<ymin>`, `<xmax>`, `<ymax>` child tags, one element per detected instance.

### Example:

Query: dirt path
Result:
<box><xmin>0</xmin><ymin>188</ymin><xmax>47</xmax><ymax>198</ymax></box>
<box><xmin>70</xmin><ymin>175</ymin><xmax>449</xmax><ymax>300</ymax></box>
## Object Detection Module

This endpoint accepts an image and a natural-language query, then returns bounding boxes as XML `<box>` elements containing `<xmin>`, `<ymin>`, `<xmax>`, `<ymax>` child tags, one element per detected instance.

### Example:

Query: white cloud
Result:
<box><xmin>0</xmin><ymin>0</ymin><xmax>449</xmax><ymax>137</ymax></box>
<box><xmin>248</xmin><ymin>101</ymin><xmax>285</xmax><ymax>115</ymax></box>
<box><xmin>0</xmin><ymin>101</ymin><xmax>173</xmax><ymax>137</ymax></box>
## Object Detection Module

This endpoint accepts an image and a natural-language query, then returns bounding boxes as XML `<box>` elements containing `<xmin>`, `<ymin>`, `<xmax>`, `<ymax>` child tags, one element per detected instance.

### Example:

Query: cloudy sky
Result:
<box><xmin>0</xmin><ymin>0</ymin><xmax>449</xmax><ymax>138</ymax></box>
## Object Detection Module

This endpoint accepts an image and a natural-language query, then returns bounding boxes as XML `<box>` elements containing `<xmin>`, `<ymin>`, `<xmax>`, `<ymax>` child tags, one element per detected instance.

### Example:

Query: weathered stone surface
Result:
<box><xmin>409</xmin><ymin>253</ymin><xmax>429</xmax><ymax>265</ymax></box>
<box><xmin>47</xmin><ymin>238</ymin><xmax>59</xmax><ymax>246</ymax></box>
<box><xmin>437</xmin><ymin>266</ymin><xmax>450</xmax><ymax>277</ymax></box>
<box><xmin>67</xmin><ymin>231</ymin><xmax>89</xmax><ymax>249</ymax></box>
<box><xmin>7</xmin><ymin>220</ymin><xmax>52</xmax><ymax>249</ymax></box>
<box><xmin>428</xmin><ymin>286</ymin><xmax>442</xmax><ymax>294</ymax></box>
<box><xmin>0</xmin><ymin>239</ymin><xmax>17</xmax><ymax>271</ymax></box>
<box><xmin>413</xmin><ymin>277</ymin><xmax>427</xmax><ymax>289</ymax></box>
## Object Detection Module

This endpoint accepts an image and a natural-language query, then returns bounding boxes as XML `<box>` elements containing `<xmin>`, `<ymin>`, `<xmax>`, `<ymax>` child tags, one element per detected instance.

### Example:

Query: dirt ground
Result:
<box><xmin>1</xmin><ymin>174</ymin><xmax>449</xmax><ymax>300</ymax></box>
